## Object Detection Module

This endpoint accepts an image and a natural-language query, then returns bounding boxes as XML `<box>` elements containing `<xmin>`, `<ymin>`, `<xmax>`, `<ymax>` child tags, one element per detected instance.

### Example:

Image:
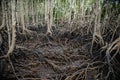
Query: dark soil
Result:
<box><xmin>0</xmin><ymin>27</ymin><xmax>107</xmax><ymax>80</ymax></box>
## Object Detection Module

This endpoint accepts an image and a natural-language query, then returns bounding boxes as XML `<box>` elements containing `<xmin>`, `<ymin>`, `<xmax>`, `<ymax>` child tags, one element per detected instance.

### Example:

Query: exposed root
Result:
<box><xmin>45</xmin><ymin>59</ymin><xmax>62</xmax><ymax>73</ymax></box>
<box><xmin>8</xmin><ymin>57</ymin><xmax>20</xmax><ymax>80</ymax></box>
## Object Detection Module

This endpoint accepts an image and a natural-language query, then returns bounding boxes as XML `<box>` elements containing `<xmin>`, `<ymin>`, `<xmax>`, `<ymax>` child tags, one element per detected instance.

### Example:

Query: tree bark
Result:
<box><xmin>6</xmin><ymin>0</ymin><xmax>16</xmax><ymax>58</ymax></box>
<box><xmin>0</xmin><ymin>0</ymin><xmax>5</xmax><ymax>30</ymax></box>
<box><xmin>20</xmin><ymin>0</ymin><xmax>25</xmax><ymax>33</ymax></box>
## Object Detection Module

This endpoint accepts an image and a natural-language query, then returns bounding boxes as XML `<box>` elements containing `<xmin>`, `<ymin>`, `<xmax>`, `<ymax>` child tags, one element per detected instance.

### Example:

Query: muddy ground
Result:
<box><xmin>0</xmin><ymin>26</ymin><xmax>117</xmax><ymax>80</ymax></box>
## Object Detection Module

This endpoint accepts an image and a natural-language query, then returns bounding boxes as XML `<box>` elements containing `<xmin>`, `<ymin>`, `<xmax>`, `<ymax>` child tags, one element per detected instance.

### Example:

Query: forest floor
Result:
<box><xmin>1</xmin><ymin>27</ymin><xmax>104</xmax><ymax>80</ymax></box>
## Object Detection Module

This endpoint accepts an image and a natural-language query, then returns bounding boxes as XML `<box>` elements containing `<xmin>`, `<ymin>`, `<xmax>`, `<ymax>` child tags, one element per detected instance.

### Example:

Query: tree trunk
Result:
<box><xmin>46</xmin><ymin>0</ymin><xmax>53</xmax><ymax>35</ymax></box>
<box><xmin>0</xmin><ymin>0</ymin><xmax>5</xmax><ymax>30</ymax></box>
<box><xmin>6</xmin><ymin>0</ymin><xmax>16</xmax><ymax>57</ymax></box>
<box><xmin>32</xmin><ymin>0</ymin><xmax>35</xmax><ymax>25</ymax></box>
<box><xmin>20</xmin><ymin>0</ymin><xmax>25</xmax><ymax>33</ymax></box>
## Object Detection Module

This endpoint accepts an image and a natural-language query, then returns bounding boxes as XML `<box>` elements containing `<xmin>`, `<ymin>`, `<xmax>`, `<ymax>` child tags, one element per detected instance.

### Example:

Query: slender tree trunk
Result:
<box><xmin>49</xmin><ymin>0</ymin><xmax>53</xmax><ymax>32</ymax></box>
<box><xmin>77</xmin><ymin>0</ymin><xmax>81</xmax><ymax>19</ymax></box>
<box><xmin>73</xmin><ymin>0</ymin><xmax>76</xmax><ymax>20</ymax></box>
<box><xmin>6</xmin><ymin>0</ymin><xmax>16</xmax><ymax>57</ymax></box>
<box><xmin>45</xmin><ymin>0</ymin><xmax>53</xmax><ymax>35</ymax></box>
<box><xmin>91</xmin><ymin>1</ymin><xmax>104</xmax><ymax>55</ymax></box>
<box><xmin>0</xmin><ymin>0</ymin><xmax>5</xmax><ymax>30</ymax></box>
<box><xmin>36</xmin><ymin>0</ymin><xmax>39</xmax><ymax>26</ymax></box>
<box><xmin>25</xmin><ymin>0</ymin><xmax>29</xmax><ymax>26</ymax></box>
<box><xmin>16</xmin><ymin>0</ymin><xmax>20</xmax><ymax>32</ymax></box>
<box><xmin>68</xmin><ymin>0</ymin><xmax>72</xmax><ymax>24</ymax></box>
<box><xmin>5</xmin><ymin>2</ymin><xmax>11</xmax><ymax>48</ymax></box>
<box><xmin>44</xmin><ymin>0</ymin><xmax>48</xmax><ymax>23</ymax></box>
<box><xmin>81</xmin><ymin>0</ymin><xmax>85</xmax><ymax>23</ymax></box>
<box><xmin>20</xmin><ymin>0</ymin><xmax>25</xmax><ymax>33</ymax></box>
<box><xmin>32</xmin><ymin>0</ymin><xmax>35</xmax><ymax>25</ymax></box>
